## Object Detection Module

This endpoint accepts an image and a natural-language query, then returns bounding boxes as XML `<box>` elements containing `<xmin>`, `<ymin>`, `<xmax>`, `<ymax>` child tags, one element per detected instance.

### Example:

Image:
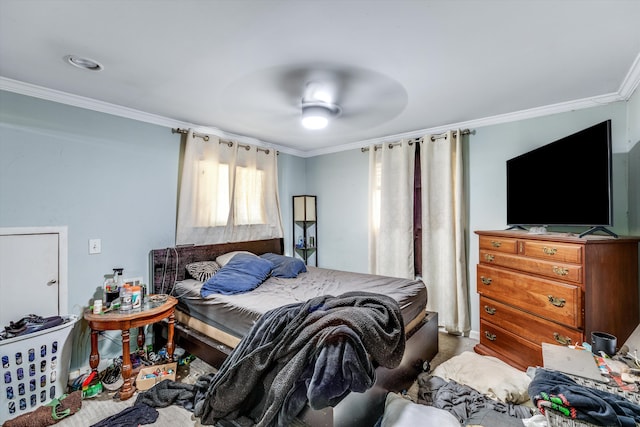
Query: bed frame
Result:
<box><xmin>150</xmin><ymin>238</ymin><xmax>439</xmax><ymax>426</ymax></box>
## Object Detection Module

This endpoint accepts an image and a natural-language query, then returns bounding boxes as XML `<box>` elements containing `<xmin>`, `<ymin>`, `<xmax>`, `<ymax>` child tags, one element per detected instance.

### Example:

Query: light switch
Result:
<box><xmin>89</xmin><ymin>238</ymin><xmax>101</xmax><ymax>254</ymax></box>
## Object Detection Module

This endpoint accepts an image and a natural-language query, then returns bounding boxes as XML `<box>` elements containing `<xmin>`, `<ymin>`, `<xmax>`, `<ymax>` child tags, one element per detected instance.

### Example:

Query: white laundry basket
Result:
<box><xmin>0</xmin><ymin>315</ymin><xmax>77</xmax><ymax>424</ymax></box>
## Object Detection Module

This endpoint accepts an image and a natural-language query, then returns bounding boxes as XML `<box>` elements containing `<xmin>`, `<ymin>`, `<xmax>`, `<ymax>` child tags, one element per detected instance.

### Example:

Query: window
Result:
<box><xmin>233</xmin><ymin>166</ymin><xmax>266</xmax><ymax>225</ymax></box>
<box><xmin>195</xmin><ymin>161</ymin><xmax>229</xmax><ymax>227</ymax></box>
<box><xmin>194</xmin><ymin>163</ymin><xmax>265</xmax><ymax>227</ymax></box>
<box><xmin>176</xmin><ymin>131</ymin><xmax>283</xmax><ymax>245</ymax></box>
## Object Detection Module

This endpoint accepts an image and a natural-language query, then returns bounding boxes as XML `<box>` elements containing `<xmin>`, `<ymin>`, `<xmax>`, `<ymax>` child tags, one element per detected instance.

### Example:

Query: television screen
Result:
<box><xmin>506</xmin><ymin>120</ymin><xmax>612</xmax><ymax>227</ymax></box>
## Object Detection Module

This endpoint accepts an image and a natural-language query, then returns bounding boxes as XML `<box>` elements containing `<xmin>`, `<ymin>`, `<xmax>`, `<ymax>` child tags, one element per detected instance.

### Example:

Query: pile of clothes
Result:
<box><xmin>118</xmin><ymin>291</ymin><xmax>405</xmax><ymax>427</ymax></box>
<box><xmin>529</xmin><ymin>368</ymin><xmax>640</xmax><ymax>427</ymax></box>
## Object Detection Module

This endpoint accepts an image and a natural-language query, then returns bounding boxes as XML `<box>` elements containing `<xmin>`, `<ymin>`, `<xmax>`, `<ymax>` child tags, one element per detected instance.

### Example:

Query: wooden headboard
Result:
<box><xmin>150</xmin><ymin>238</ymin><xmax>284</xmax><ymax>295</ymax></box>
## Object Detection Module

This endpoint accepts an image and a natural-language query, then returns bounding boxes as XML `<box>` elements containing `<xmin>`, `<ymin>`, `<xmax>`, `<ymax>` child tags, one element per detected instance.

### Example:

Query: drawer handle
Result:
<box><xmin>484</xmin><ymin>331</ymin><xmax>497</xmax><ymax>341</ymax></box>
<box><xmin>480</xmin><ymin>276</ymin><xmax>492</xmax><ymax>285</ymax></box>
<box><xmin>543</xmin><ymin>247</ymin><xmax>558</xmax><ymax>256</ymax></box>
<box><xmin>484</xmin><ymin>305</ymin><xmax>496</xmax><ymax>315</ymax></box>
<box><xmin>484</xmin><ymin>254</ymin><xmax>495</xmax><ymax>262</ymax></box>
<box><xmin>491</xmin><ymin>241</ymin><xmax>502</xmax><ymax>248</ymax></box>
<box><xmin>548</xmin><ymin>295</ymin><xmax>566</xmax><ymax>307</ymax></box>
<box><xmin>552</xmin><ymin>266</ymin><xmax>569</xmax><ymax>276</ymax></box>
<box><xmin>553</xmin><ymin>333</ymin><xmax>572</xmax><ymax>345</ymax></box>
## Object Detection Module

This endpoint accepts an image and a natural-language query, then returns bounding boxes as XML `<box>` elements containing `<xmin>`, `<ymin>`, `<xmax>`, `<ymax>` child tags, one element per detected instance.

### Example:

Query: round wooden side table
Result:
<box><xmin>83</xmin><ymin>294</ymin><xmax>178</xmax><ymax>400</ymax></box>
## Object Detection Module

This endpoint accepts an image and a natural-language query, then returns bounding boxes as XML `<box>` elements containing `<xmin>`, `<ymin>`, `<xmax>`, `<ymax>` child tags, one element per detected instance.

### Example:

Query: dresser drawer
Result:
<box><xmin>477</xmin><ymin>264</ymin><xmax>582</xmax><ymax>327</ymax></box>
<box><xmin>479</xmin><ymin>250</ymin><xmax>583</xmax><ymax>283</ymax></box>
<box><xmin>479</xmin><ymin>236</ymin><xmax>518</xmax><ymax>254</ymax></box>
<box><xmin>479</xmin><ymin>319</ymin><xmax>542</xmax><ymax>368</ymax></box>
<box><xmin>480</xmin><ymin>296</ymin><xmax>583</xmax><ymax>347</ymax></box>
<box><xmin>522</xmin><ymin>241</ymin><xmax>583</xmax><ymax>264</ymax></box>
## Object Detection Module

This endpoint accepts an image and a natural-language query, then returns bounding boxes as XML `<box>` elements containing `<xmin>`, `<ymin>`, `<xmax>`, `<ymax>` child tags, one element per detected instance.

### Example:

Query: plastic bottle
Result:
<box><xmin>113</xmin><ymin>268</ymin><xmax>124</xmax><ymax>289</ymax></box>
<box><xmin>131</xmin><ymin>285</ymin><xmax>141</xmax><ymax>309</ymax></box>
<box><xmin>102</xmin><ymin>275</ymin><xmax>116</xmax><ymax>307</ymax></box>
<box><xmin>120</xmin><ymin>285</ymin><xmax>133</xmax><ymax>312</ymax></box>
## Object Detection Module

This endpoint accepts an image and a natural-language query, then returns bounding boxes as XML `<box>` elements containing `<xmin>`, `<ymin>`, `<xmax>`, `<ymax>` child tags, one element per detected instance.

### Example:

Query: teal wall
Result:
<box><xmin>276</xmin><ymin>152</ymin><xmax>307</xmax><ymax>257</ymax></box>
<box><xmin>0</xmin><ymin>91</ymin><xmax>181</xmax><ymax>367</ymax></box>
<box><xmin>306</xmin><ymin>149</ymin><xmax>369</xmax><ymax>272</ymax></box>
<box><xmin>1</xmin><ymin>88</ymin><xmax>638</xmax><ymax>368</ymax></box>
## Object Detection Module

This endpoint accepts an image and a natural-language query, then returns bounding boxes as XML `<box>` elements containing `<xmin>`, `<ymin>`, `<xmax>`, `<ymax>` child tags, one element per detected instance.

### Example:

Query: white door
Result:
<box><xmin>0</xmin><ymin>232</ymin><xmax>60</xmax><ymax>327</ymax></box>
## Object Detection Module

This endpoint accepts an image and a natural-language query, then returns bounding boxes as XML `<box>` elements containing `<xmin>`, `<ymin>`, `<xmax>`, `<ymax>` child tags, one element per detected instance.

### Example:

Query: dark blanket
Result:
<box><xmin>135</xmin><ymin>373</ymin><xmax>214</xmax><ymax>411</ymax></box>
<box><xmin>528</xmin><ymin>368</ymin><xmax>640</xmax><ymax>427</ymax></box>
<box><xmin>193</xmin><ymin>291</ymin><xmax>406</xmax><ymax>427</ymax></box>
<box><xmin>417</xmin><ymin>374</ymin><xmax>532</xmax><ymax>425</ymax></box>
<box><xmin>90</xmin><ymin>403</ymin><xmax>158</xmax><ymax>427</ymax></box>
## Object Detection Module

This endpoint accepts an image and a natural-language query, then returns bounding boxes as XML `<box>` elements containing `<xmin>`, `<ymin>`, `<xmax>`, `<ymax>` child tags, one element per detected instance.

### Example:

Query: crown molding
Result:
<box><xmin>618</xmin><ymin>52</ymin><xmax>640</xmax><ymax>99</ymax></box>
<box><xmin>0</xmin><ymin>77</ymin><xmax>187</xmax><ymax>129</ymax></box>
<box><xmin>305</xmin><ymin>91</ymin><xmax>626</xmax><ymax>157</ymax></box>
<box><xmin>2</xmin><ymin>62</ymin><xmax>637</xmax><ymax>159</ymax></box>
<box><xmin>0</xmin><ymin>77</ymin><xmax>305</xmax><ymax>157</ymax></box>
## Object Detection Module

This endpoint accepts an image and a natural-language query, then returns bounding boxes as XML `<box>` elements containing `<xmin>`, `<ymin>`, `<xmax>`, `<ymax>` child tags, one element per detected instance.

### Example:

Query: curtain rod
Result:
<box><xmin>171</xmin><ymin>128</ymin><xmax>271</xmax><ymax>154</ymax></box>
<box><xmin>361</xmin><ymin>128</ymin><xmax>473</xmax><ymax>152</ymax></box>
<box><xmin>172</xmin><ymin>127</ymin><xmax>210</xmax><ymax>141</ymax></box>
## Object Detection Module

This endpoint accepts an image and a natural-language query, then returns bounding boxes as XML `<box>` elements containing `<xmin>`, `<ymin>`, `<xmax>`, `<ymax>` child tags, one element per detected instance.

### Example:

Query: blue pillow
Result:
<box><xmin>259</xmin><ymin>253</ymin><xmax>307</xmax><ymax>278</ymax></box>
<box><xmin>201</xmin><ymin>253</ymin><xmax>274</xmax><ymax>297</ymax></box>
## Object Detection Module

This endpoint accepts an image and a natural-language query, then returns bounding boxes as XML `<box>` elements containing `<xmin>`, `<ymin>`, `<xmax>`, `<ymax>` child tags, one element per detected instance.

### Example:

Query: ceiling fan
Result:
<box><xmin>219</xmin><ymin>63</ymin><xmax>408</xmax><ymax>136</ymax></box>
<box><xmin>300</xmin><ymin>80</ymin><xmax>343</xmax><ymax>130</ymax></box>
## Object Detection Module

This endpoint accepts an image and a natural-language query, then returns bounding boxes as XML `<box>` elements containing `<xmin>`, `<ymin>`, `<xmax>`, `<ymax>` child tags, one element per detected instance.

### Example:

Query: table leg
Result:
<box><xmin>89</xmin><ymin>330</ymin><xmax>100</xmax><ymax>373</ymax></box>
<box><xmin>137</xmin><ymin>326</ymin><xmax>145</xmax><ymax>350</ymax></box>
<box><xmin>119</xmin><ymin>329</ymin><xmax>135</xmax><ymax>400</ymax></box>
<box><xmin>166</xmin><ymin>312</ymin><xmax>175</xmax><ymax>362</ymax></box>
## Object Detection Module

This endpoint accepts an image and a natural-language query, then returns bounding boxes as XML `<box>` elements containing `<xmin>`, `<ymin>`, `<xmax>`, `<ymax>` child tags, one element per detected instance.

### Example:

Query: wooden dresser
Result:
<box><xmin>474</xmin><ymin>230</ymin><xmax>640</xmax><ymax>371</ymax></box>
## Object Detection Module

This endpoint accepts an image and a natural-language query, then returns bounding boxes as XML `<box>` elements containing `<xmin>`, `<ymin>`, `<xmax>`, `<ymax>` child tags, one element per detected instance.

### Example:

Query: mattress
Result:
<box><xmin>172</xmin><ymin>266</ymin><xmax>427</xmax><ymax>347</ymax></box>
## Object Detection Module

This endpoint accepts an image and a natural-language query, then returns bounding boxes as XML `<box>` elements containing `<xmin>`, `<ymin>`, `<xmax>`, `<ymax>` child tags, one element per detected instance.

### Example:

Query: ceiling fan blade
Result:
<box><xmin>218</xmin><ymin>62</ymin><xmax>407</xmax><ymax>137</ymax></box>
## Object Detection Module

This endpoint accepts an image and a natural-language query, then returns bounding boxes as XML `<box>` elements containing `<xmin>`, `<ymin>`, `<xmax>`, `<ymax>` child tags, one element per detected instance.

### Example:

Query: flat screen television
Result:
<box><xmin>506</xmin><ymin>119</ymin><xmax>614</xmax><ymax>237</ymax></box>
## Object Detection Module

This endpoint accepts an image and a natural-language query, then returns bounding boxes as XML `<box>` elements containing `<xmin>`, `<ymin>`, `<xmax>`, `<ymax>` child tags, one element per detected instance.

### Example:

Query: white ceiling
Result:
<box><xmin>1</xmin><ymin>0</ymin><xmax>639</xmax><ymax>156</ymax></box>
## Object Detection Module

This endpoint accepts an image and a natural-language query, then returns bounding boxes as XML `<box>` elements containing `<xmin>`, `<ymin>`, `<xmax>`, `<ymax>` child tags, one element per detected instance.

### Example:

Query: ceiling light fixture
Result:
<box><xmin>301</xmin><ymin>102</ymin><xmax>341</xmax><ymax>130</ymax></box>
<box><xmin>63</xmin><ymin>55</ymin><xmax>104</xmax><ymax>71</ymax></box>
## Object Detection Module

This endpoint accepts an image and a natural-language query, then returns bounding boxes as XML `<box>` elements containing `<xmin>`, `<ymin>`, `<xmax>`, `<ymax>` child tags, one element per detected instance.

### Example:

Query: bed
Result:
<box><xmin>150</xmin><ymin>238</ymin><xmax>438</xmax><ymax>426</ymax></box>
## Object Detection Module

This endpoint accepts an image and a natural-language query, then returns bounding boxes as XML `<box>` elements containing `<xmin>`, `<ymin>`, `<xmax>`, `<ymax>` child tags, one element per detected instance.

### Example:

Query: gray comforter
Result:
<box><xmin>193</xmin><ymin>291</ymin><xmax>406</xmax><ymax>427</ymax></box>
<box><xmin>174</xmin><ymin>265</ymin><xmax>427</xmax><ymax>339</ymax></box>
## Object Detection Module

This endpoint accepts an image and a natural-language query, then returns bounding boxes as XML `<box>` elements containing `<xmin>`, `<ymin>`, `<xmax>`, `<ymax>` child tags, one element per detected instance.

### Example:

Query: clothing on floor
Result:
<box><xmin>135</xmin><ymin>373</ymin><xmax>214</xmax><ymax>411</ymax></box>
<box><xmin>89</xmin><ymin>402</ymin><xmax>158</xmax><ymax>427</ymax></box>
<box><xmin>528</xmin><ymin>368</ymin><xmax>640</xmax><ymax>427</ymax></box>
<box><xmin>417</xmin><ymin>374</ymin><xmax>532</xmax><ymax>425</ymax></box>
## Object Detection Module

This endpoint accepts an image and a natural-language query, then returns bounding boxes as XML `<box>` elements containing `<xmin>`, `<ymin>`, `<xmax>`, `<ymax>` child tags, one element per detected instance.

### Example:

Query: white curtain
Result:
<box><xmin>176</xmin><ymin>130</ymin><xmax>283</xmax><ymax>245</ymax></box>
<box><xmin>420</xmin><ymin>130</ymin><xmax>470</xmax><ymax>334</ymax></box>
<box><xmin>368</xmin><ymin>140</ymin><xmax>415</xmax><ymax>279</ymax></box>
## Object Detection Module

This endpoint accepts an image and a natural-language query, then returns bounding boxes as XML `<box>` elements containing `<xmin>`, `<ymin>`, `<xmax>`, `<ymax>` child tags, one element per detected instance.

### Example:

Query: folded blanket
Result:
<box><xmin>528</xmin><ymin>368</ymin><xmax>640</xmax><ymax>427</ymax></box>
<box><xmin>194</xmin><ymin>291</ymin><xmax>405</xmax><ymax>427</ymax></box>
